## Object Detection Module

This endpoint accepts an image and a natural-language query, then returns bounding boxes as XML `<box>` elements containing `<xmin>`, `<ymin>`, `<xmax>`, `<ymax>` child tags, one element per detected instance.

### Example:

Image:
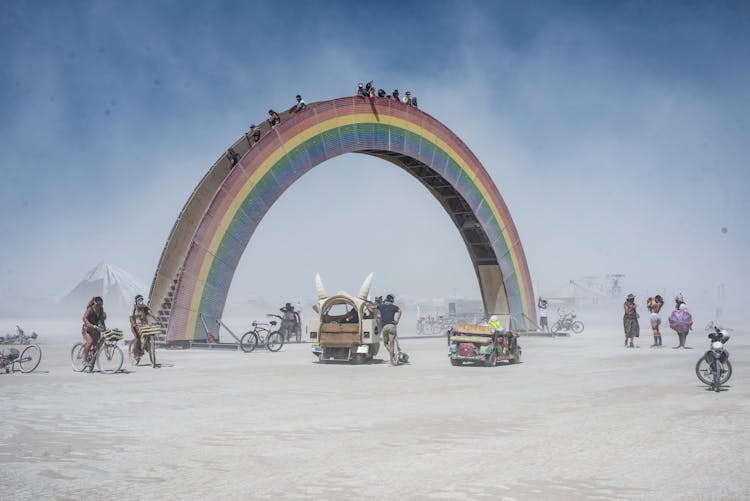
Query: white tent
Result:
<box><xmin>58</xmin><ymin>263</ymin><xmax>148</xmax><ymax>314</ymax></box>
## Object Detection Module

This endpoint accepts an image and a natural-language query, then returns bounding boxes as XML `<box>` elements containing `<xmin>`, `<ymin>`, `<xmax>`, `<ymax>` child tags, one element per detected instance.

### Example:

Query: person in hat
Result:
<box><xmin>669</xmin><ymin>302</ymin><xmax>693</xmax><ymax>349</ymax></box>
<box><xmin>130</xmin><ymin>294</ymin><xmax>160</xmax><ymax>364</ymax></box>
<box><xmin>623</xmin><ymin>293</ymin><xmax>639</xmax><ymax>348</ymax></box>
<box><xmin>279</xmin><ymin>302</ymin><xmax>301</xmax><ymax>342</ymax></box>
<box><xmin>674</xmin><ymin>293</ymin><xmax>686</xmax><ymax>311</ymax></box>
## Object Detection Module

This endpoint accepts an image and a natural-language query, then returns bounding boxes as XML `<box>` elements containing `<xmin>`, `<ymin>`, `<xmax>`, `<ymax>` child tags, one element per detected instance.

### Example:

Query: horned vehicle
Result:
<box><xmin>308</xmin><ymin>273</ymin><xmax>381</xmax><ymax>363</ymax></box>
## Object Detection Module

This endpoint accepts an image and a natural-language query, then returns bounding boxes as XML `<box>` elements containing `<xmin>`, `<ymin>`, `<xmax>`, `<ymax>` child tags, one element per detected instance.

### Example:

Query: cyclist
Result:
<box><xmin>81</xmin><ymin>296</ymin><xmax>106</xmax><ymax>370</ymax></box>
<box><xmin>129</xmin><ymin>294</ymin><xmax>160</xmax><ymax>364</ymax></box>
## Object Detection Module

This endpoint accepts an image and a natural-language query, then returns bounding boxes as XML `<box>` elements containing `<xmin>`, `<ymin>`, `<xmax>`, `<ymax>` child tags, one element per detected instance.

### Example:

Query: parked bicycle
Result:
<box><xmin>130</xmin><ymin>324</ymin><xmax>160</xmax><ymax>368</ymax></box>
<box><xmin>71</xmin><ymin>327</ymin><xmax>124</xmax><ymax>374</ymax></box>
<box><xmin>0</xmin><ymin>344</ymin><xmax>42</xmax><ymax>374</ymax></box>
<box><xmin>240</xmin><ymin>320</ymin><xmax>284</xmax><ymax>353</ymax></box>
<box><xmin>551</xmin><ymin>309</ymin><xmax>584</xmax><ymax>334</ymax></box>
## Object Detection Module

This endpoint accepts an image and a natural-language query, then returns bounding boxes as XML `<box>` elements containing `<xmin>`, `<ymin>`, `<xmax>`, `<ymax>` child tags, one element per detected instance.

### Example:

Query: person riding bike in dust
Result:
<box><xmin>81</xmin><ymin>296</ymin><xmax>106</xmax><ymax>371</ymax></box>
<box><xmin>372</xmin><ymin>294</ymin><xmax>401</xmax><ymax>365</ymax></box>
<box><xmin>129</xmin><ymin>294</ymin><xmax>160</xmax><ymax>364</ymax></box>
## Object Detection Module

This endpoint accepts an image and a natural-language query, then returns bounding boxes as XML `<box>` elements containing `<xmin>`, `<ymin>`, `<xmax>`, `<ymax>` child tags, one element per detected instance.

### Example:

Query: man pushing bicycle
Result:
<box><xmin>129</xmin><ymin>294</ymin><xmax>160</xmax><ymax>365</ymax></box>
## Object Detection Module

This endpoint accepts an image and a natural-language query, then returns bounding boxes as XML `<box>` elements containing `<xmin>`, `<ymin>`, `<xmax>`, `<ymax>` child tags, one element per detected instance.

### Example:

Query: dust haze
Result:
<box><xmin>1</xmin><ymin>2</ymin><xmax>748</xmax><ymax>333</ymax></box>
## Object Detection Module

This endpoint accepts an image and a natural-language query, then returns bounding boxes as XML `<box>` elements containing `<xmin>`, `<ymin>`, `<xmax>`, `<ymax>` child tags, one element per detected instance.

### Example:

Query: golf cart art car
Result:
<box><xmin>307</xmin><ymin>273</ymin><xmax>381</xmax><ymax>363</ymax></box>
<box><xmin>449</xmin><ymin>323</ymin><xmax>521</xmax><ymax>366</ymax></box>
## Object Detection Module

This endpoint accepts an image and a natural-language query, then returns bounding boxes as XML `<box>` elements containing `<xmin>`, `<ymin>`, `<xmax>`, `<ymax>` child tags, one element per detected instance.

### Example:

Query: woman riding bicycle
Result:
<box><xmin>81</xmin><ymin>296</ymin><xmax>106</xmax><ymax>370</ymax></box>
<box><xmin>129</xmin><ymin>294</ymin><xmax>160</xmax><ymax>364</ymax></box>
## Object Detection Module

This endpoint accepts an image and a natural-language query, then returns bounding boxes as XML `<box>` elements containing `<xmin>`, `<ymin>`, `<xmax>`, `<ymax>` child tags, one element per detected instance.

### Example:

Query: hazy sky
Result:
<box><xmin>1</xmin><ymin>1</ymin><xmax>748</xmax><ymax>323</ymax></box>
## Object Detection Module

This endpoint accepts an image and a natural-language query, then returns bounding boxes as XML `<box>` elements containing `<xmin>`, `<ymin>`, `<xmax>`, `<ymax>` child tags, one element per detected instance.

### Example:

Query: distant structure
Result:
<box><xmin>59</xmin><ymin>262</ymin><xmax>147</xmax><ymax>314</ymax></box>
<box><xmin>150</xmin><ymin>96</ymin><xmax>537</xmax><ymax>343</ymax></box>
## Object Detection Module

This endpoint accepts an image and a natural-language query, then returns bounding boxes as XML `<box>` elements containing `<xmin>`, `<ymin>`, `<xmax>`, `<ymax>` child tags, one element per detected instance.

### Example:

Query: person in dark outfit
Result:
<box><xmin>372</xmin><ymin>294</ymin><xmax>401</xmax><ymax>365</ymax></box>
<box><xmin>267</xmin><ymin>109</ymin><xmax>281</xmax><ymax>127</ymax></box>
<box><xmin>225</xmin><ymin>148</ymin><xmax>241</xmax><ymax>167</ymax></box>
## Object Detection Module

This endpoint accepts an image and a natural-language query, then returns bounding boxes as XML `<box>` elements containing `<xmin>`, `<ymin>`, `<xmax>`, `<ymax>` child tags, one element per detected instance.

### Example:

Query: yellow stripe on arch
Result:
<box><xmin>184</xmin><ymin>113</ymin><xmax>528</xmax><ymax>334</ymax></box>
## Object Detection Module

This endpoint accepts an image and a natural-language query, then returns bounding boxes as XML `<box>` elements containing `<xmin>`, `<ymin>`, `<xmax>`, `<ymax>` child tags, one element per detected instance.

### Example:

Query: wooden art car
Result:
<box><xmin>449</xmin><ymin>323</ymin><xmax>521</xmax><ymax>366</ymax></box>
<box><xmin>307</xmin><ymin>273</ymin><xmax>381</xmax><ymax>363</ymax></box>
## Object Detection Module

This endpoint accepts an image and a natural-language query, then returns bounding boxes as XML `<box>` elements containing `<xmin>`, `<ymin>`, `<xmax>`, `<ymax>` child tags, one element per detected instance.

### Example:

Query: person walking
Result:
<box><xmin>374</xmin><ymin>294</ymin><xmax>401</xmax><ymax>365</ymax></box>
<box><xmin>669</xmin><ymin>303</ymin><xmax>693</xmax><ymax>349</ymax></box>
<box><xmin>129</xmin><ymin>294</ymin><xmax>160</xmax><ymax>364</ymax></box>
<box><xmin>650</xmin><ymin>294</ymin><xmax>664</xmax><ymax>347</ymax></box>
<box><xmin>623</xmin><ymin>293</ymin><xmax>639</xmax><ymax>348</ymax></box>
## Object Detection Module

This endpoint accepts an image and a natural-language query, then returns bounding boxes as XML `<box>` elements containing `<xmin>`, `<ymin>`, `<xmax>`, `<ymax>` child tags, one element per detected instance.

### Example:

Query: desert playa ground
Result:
<box><xmin>1</xmin><ymin>326</ymin><xmax>748</xmax><ymax>500</ymax></box>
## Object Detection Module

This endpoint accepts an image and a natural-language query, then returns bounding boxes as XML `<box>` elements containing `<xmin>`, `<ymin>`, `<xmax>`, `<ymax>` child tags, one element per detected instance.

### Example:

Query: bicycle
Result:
<box><xmin>0</xmin><ymin>344</ymin><xmax>42</xmax><ymax>374</ymax></box>
<box><xmin>130</xmin><ymin>324</ymin><xmax>161</xmax><ymax>368</ymax></box>
<box><xmin>240</xmin><ymin>320</ymin><xmax>284</xmax><ymax>353</ymax></box>
<box><xmin>71</xmin><ymin>328</ymin><xmax>124</xmax><ymax>374</ymax></box>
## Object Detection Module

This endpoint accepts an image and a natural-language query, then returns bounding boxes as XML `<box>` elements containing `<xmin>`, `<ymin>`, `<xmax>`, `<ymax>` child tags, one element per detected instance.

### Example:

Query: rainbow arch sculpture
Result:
<box><xmin>150</xmin><ymin>96</ymin><xmax>536</xmax><ymax>342</ymax></box>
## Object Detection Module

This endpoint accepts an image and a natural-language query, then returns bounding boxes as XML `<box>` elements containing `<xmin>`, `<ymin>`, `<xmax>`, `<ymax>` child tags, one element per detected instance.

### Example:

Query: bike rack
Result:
<box><xmin>198</xmin><ymin>313</ymin><xmax>242</xmax><ymax>350</ymax></box>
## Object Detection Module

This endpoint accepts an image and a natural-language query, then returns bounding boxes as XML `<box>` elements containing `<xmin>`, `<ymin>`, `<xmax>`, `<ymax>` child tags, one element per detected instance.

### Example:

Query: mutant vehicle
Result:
<box><xmin>449</xmin><ymin>323</ymin><xmax>521</xmax><ymax>366</ymax></box>
<box><xmin>307</xmin><ymin>273</ymin><xmax>381</xmax><ymax>363</ymax></box>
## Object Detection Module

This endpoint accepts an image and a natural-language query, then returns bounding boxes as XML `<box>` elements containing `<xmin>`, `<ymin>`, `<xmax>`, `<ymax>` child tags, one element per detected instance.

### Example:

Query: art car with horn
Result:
<box><xmin>307</xmin><ymin>273</ymin><xmax>381</xmax><ymax>363</ymax></box>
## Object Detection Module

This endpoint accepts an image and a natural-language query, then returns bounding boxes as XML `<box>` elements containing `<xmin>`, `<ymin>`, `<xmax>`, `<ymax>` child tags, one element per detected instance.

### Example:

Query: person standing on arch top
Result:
<box><xmin>623</xmin><ymin>293</ymin><xmax>639</xmax><ymax>348</ymax></box>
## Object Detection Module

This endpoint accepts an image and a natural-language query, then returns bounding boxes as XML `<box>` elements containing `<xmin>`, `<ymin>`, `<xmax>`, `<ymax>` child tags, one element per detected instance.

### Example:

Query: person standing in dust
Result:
<box><xmin>537</xmin><ymin>296</ymin><xmax>549</xmax><ymax>333</ymax></box>
<box><xmin>649</xmin><ymin>294</ymin><xmax>664</xmax><ymax>347</ymax></box>
<box><xmin>623</xmin><ymin>293</ymin><xmax>639</xmax><ymax>348</ymax></box>
<box><xmin>669</xmin><ymin>303</ymin><xmax>693</xmax><ymax>349</ymax></box>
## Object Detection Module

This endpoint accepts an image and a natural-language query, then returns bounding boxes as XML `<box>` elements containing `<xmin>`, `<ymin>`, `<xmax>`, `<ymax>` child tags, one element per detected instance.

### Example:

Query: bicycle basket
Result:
<box><xmin>139</xmin><ymin>325</ymin><xmax>161</xmax><ymax>337</ymax></box>
<box><xmin>102</xmin><ymin>328</ymin><xmax>123</xmax><ymax>341</ymax></box>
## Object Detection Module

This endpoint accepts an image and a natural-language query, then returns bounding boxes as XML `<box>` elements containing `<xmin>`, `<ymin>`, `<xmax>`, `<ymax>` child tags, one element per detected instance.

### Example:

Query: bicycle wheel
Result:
<box><xmin>266</xmin><ymin>331</ymin><xmax>284</xmax><ymax>352</ymax></box>
<box><xmin>240</xmin><ymin>331</ymin><xmax>259</xmax><ymax>353</ymax></box>
<box><xmin>148</xmin><ymin>337</ymin><xmax>157</xmax><ymax>368</ymax></box>
<box><xmin>720</xmin><ymin>359</ymin><xmax>733</xmax><ymax>385</ymax></box>
<box><xmin>18</xmin><ymin>344</ymin><xmax>41</xmax><ymax>373</ymax></box>
<box><xmin>71</xmin><ymin>343</ymin><xmax>87</xmax><ymax>372</ymax></box>
<box><xmin>695</xmin><ymin>357</ymin><xmax>713</xmax><ymax>385</ymax></box>
<box><xmin>96</xmin><ymin>343</ymin><xmax>123</xmax><ymax>374</ymax></box>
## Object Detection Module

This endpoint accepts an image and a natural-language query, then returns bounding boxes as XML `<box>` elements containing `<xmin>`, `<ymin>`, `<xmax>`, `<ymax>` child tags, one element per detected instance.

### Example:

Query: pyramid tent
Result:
<box><xmin>58</xmin><ymin>263</ymin><xmax>148</xmax><ymax>314</ymax></box>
